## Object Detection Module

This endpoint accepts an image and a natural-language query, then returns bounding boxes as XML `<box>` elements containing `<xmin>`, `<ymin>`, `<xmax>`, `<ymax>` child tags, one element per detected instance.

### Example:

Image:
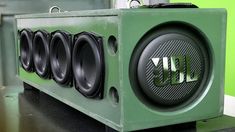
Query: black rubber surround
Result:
<box><xmin>72</xmin><ymin>32</ymin><xmax>104</xmax><ymax>98</ymax></box>
<box><xmin>129</xmin><ymin>23</ymin><xmax>211</xmax><ymax>109</ymax></box>
<box><xmin>20</xmin><ymin>29</ymin><xmax>34</xmax><ymax>72</ymax></box>
<box><xmin>33</xmin><ymin>30</ymin><xmax>51</xmax><ymax>78</ymax></box>
<box><xmin>50</xmin><ymin>31</ymin><xmax>72</xmax><ymax>86</ymax></box>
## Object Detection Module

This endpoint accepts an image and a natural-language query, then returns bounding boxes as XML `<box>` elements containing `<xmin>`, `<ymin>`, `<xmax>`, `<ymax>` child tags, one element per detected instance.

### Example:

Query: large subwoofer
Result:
<box><xmin>50</xmin><ymin>31</ymin><xmax>72</xmax><ymax>86</ymax></box>
<box><xmin>20</xmin><ymin>29</ymin><xmax>34</xmax><ymax>72</ymax></box>
<box><xmin>130</xmin><ymin>23</ymin><xmax>211</xmax><ymax>109</ymax></box>
<box><xmin>33</xmin><ymin>30</ymin><xmax>51</xmax><ymax>78</ymax></box>
<box><xmin>72</xmin><ymin>32</ymin><xmax>104</xmax><ymax>98</ymax></box>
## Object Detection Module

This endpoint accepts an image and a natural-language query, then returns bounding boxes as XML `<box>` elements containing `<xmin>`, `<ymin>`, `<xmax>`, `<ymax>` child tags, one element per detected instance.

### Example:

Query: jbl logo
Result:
<box><xmin>151</xmin><ymin>55</ymin><xmax>199</xmax><ymax>87</ymax></box>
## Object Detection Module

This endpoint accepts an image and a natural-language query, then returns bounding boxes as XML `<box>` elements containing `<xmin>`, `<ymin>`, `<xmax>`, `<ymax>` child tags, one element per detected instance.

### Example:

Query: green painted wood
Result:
<box><xmin>16</xmin><ymin>8</ymin><xmax>227</xmax><ymax>131</ymax></box>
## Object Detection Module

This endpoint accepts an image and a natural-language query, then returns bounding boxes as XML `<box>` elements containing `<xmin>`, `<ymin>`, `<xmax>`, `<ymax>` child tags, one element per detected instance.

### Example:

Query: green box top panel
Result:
<box><xmin>16</xmin><ymin>9</ymin><xmax>119</xmax><ymax>18</ymax></box>
<box><xmin>16</xmin><ymin>8</ymin><xmax>226</xmax><ymax>18</ymax></box>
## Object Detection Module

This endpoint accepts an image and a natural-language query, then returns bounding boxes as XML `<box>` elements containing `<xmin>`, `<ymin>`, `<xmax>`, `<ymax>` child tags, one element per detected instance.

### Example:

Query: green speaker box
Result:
<box><xmin>15</xmin><ymin>6</ymin><xmax>227</xmax><ymax>131</ymax></box>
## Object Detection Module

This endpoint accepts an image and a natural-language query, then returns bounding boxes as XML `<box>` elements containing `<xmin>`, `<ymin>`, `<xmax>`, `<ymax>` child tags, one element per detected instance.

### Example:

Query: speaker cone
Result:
<box><xmin>130</xmin><ymin>23</ymin><xmax>210</xmax><ymax>108</ymax></box>
<box><xmin>50</xmin><ymin>31</ymin><xmax>72</xmax><ymax>85</ymax></box>
<box><xmin>72</xmin><ymin>32</ymin><xmax>104</xmax><ymax>98</ymax></box>
<box><xmin>33</xmin><ymin>30</ymin><xmax>51</xmax><ymax>78</ymax></box>
<box><xmin>20</xmin><ymin>29</ymin><xmax>34</xmax><ymax>72</ymax></box>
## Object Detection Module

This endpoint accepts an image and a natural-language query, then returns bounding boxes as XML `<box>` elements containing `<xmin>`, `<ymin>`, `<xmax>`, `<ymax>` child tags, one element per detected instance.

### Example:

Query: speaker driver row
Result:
<box><xmin>19</xmin><ymin>29</ymin><xmax>104</xmax><ymax>98</ymax></box>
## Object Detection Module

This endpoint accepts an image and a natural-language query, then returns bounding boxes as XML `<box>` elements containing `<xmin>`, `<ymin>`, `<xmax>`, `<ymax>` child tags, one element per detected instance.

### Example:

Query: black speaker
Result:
<box><xmin>50</xmin><ymin>31</ymin><xmax>73</xmax><ymax>86</ymax></box>
<box><xmin>130</xmin><ymin>23</ymin><xmax>210</xmax><ymax>108</ymax></box>
<box><xmin>72</xmin><ymin>32</ymin><xmax>105</xmax><ymax>98</ymax></box>
<box><xmin>33</xmin><ymin>30</ymin><xmax>51</xmax><ymax>79</ymax></box>
<box><xmin>19</xmin><ymin>29</ymin><xmax>34</xmax><ymax>72</ymax></box>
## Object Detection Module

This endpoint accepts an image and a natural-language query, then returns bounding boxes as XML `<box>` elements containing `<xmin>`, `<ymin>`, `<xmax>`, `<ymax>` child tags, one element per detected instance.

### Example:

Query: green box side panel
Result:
<box><xmin>172</xmin><ymin>0</ymin><xmax>235</xmax><ymax>99</ymax></box>
<box><xmin>17</xmin><ymin>16</ymin><xmax>122</xmax><ymax>130</ymax></box>
<box><xmin>119</xmin><ymin>9</ymin><xmax>226</xmax><ymax>131</ymax></box>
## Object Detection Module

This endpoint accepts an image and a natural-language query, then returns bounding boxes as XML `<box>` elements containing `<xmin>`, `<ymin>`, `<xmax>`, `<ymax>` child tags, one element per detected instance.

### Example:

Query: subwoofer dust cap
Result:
<box><xmin>135</xmin><ymin>27</ymin><xmax>210</xmax><ymax>107</ymax></box>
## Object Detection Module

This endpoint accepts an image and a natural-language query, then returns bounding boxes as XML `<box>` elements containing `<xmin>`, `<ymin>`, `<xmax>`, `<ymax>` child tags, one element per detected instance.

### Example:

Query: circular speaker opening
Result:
<box><xmin>33</xmin><ymin>31</ymin><xmax>50</xmax><ymax>78</ymax></box>
<box><xmin>72</xmin><ymin>33</ymin><xmax>104</xmax><ymax>97</ymax></box>
<box><xmin>129</xmin><ymin>22</ymin><xmax>211</xmax><ymax>110</ymax></box>
<box><xmin>50</xmin><ymin>31</ymin><xmax>71</xmax><ymax>85</ymax></box>
<box><xmin>20</xmin><ymin>29</ymin><xmax>34</xmax><ymax>72</ymax></box>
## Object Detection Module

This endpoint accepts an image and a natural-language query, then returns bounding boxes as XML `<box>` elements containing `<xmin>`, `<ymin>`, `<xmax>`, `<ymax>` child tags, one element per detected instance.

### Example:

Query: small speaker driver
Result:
<box><xmin>20</xmin><ymin>29</ymin><xmax>34</xmax><ymax>72</ymax></box>
<box><xmin>50</xmin><ymin>31</ymin><xmax>72</xmax><ymax>86</ymax></box>
<box><xmin>33</xmin><ymin>30</ymin><xmax>51</xmax><ymax>79</ymax></box>
<box><xmin>72</xmin><ymin>32</ymin><xmax>104</xmax><ymax>98</ymax></box>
